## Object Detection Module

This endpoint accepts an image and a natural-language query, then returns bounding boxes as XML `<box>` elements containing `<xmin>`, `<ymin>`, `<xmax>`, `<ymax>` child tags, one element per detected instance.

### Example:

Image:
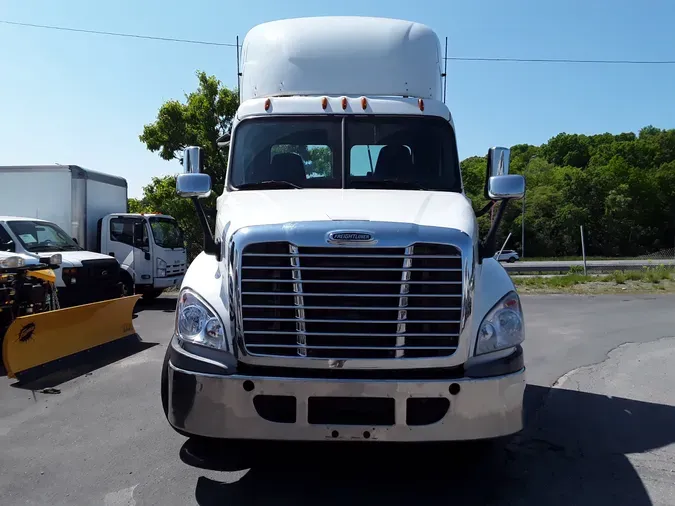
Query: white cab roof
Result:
<box><xmin>240</xmin><ymin>16</ymin><xmax>443</xmax><ymax>102</ymax></box>
<box><xmin>0</xmin><ymin>216</ymin><xmax>51</xmax><ymax>223</ymax></box>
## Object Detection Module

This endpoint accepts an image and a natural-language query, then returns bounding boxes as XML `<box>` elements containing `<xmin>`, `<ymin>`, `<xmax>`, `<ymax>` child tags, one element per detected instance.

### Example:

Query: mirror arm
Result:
<box><xmin>475</xmin><ymin>201</ymin><xmax>495</xmax><ymax>218</ymax></box>
<box><xmin>479</xmin><ymin>198</ymin><xmax>510</xmax><ymax>262</ymax></box>
<box><xmin>191</xmin><ymin>197</ymin><xmax>221</xmax><ymax>261</ymax></box>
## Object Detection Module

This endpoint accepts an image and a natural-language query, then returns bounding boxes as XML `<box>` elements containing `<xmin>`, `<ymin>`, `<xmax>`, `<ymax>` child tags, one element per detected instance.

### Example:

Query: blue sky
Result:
<box><xmin>2</xmin><ymin>0</ymin><xmax>675</xmax><ymax>198</ymax></box>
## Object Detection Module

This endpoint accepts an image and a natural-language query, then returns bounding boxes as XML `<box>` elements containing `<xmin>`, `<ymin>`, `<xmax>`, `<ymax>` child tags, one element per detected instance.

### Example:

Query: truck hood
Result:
<box><xmin>57</xmin><ymin>250</ymin><xmax>117</xmax><ymax>268</ymax></box>
<box><xmin>216</xmin><ymin>189</ymin><xmax>477</xmax><ymax>238</ymax></box>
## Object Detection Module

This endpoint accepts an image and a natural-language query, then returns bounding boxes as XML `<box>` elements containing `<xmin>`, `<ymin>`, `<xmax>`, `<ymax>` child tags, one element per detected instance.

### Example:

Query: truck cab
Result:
<box><xmin>0</xmin><ymin>216</ymin><xmax>123</xmax><ymax>307</ymax></box>
<box><xmin>98</xmin><ymin>213</ymin><xmax>187</xmax><ymax>298</ymax></box>
<box><xmin>162</xmin><ymin>16</ymin><xmax>526</xmax><ymax>452</ymax></box>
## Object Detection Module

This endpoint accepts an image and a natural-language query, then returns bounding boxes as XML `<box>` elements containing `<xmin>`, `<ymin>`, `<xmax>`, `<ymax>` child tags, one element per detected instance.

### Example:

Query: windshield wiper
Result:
<box><xmin>235</xmin><ymin>180</ymin><xmax>301</xmax><ymax>190</ymax></box>
<box><xmin>349</xmin><ymin>179</ymin><xmax>429</xmax><ymax>190</ymax></box>
<box><xmin>27</xmin><ymin>245</ymin><xmax>64</xmax><ymax>252</ymax></box>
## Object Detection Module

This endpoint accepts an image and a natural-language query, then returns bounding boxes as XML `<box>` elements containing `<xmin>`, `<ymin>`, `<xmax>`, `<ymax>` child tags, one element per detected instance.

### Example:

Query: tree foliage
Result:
<box><xmin>462</xmin><ymin>127</ymin><xmax>675</xmax><ymax>257</ymax></box>
<box><xmin>137</xmin><ymin>71</ymin><xmax>675</xmax><ymax>260</ymax></box>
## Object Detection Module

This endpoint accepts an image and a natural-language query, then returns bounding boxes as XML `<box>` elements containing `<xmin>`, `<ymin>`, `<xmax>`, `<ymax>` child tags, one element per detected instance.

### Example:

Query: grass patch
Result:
<box><xmin>513</xmin><ymin>266</ymin><xmax>675</xmax><ymax>294</ymax></box>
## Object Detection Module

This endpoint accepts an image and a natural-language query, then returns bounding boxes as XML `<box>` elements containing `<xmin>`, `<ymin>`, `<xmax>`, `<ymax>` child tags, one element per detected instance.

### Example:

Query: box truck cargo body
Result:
<box><xmin>0</xmin><ymin>165</ymin><xmax>127</xmax><ymax>250</ymax></box>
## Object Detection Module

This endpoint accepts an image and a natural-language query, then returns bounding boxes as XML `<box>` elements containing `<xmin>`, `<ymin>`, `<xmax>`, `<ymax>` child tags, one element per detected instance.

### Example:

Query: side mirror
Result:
<box><xmin>177</xmin><ymin>173</ymin><xmax>212</xmax><ymax>198</ymax></box>
<box><xmin>177</xmin><ymin>146</ymin><xmax>212</xmax><ymax>198</ymax></box>
<box><xmin>216</xmin><ymin>132</ymin><xmax>231</xmax><ymax>148</ymax></box>
<box><xmin>487</xmin><ymin>174</ymin><xmax>525</xmax><ymax>200</ymax></box>
<box><xmin>183</xmin><ymin>146</ymin><xmax>205</xmax><ymax>174</ymax></box>
<box><xmin>180</xmin><ymin>145</ymin><xmax>218</xmax><ymax>258</ymax></box>
<box><xmin>484</xmin><ymin>147</ymin><xmax>511</xmax><ymax>199</ymax></box>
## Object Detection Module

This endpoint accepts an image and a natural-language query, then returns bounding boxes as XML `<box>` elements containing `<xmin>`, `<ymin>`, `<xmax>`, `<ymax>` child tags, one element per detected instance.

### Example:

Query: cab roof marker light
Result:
<box><xmin>361</xmin><ymin>97</ymin><xmax>368</xmax><ymax>110</ymax></box>
<box><xmin>341</xmin><ymin>97</ymin><xmax>348</xmax><ymax>110</ymax></box>
<box><xmin>264</xmin><ymin>98</ymin><xmax>271</xmax><ymax>111</ymax></box>
<box><xmin>418</xmin><ymin>98</ymin><xmax>425</xmax><ymax>111</ymax></box>
<box><xmin>321</xmin><ymin>97</ymin><xmax>328</xmax><ymax>110</ymax></box>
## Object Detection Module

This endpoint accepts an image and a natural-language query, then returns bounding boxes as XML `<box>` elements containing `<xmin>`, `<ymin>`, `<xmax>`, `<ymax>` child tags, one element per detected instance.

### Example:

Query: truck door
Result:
<box><xmin>108</xmin><ymin>217</ymin><xmax>153</xmax><ymax>286</ymax></box>
<box><xmin>132</xmin><ymin>220</ymin><xmax>153</xmax><ymax>286</ymax></box>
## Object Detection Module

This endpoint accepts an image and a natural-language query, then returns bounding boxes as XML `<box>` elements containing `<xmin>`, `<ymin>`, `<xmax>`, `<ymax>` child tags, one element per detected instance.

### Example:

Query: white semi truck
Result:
<box><xmin>162</xmin><ymin>16</ymin><xmax>526</xmax><ymax>458</ymax></box>
<box><xmin>0</xmin><ymin>165</ymin><xmax>187</xmax><ymax>305</ymax></box>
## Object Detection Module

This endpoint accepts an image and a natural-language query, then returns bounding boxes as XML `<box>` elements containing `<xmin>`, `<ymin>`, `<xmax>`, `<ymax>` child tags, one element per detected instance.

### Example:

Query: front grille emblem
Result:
<box><xmin>327</xmin><ymin>231</ymin><xmax>376</xmax><ymax>244</ymax></box>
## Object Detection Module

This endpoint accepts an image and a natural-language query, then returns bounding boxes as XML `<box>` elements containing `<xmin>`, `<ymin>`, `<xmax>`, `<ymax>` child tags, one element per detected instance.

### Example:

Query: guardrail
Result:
<box><xmin>503</xmin><ymin>259</ymin><xmax>675</xmax><ymax>274</ymax></box>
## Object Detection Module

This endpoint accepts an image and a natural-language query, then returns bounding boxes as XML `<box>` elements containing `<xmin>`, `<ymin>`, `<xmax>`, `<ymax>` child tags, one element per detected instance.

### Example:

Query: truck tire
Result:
<box><xmin>120</xmin><ymin>272</ymin><xmax>135</xmax><ymax>297</ymax></box>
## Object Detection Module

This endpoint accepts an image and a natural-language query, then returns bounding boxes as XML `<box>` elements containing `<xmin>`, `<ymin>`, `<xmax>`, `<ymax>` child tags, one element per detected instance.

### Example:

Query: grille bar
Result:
<box><xmin>244</xmin><ymin>318</ymin><xmax>460</xmax><ymax>324</ymax></box>
<box><xmin>243</xmin><ymin>266</ymin><xmax>461</xmax><ymax>271</ymax></box>
<box><xmin>247</xmin><ymin>344</ymin><xmax>458</xmax><ymax>351</ymax></box>
<box><xmin>243</xmin><ymin>253</ymin><xmax>461</xmax><ymax>259</ymax></box>
<box><xmin>240</xmin><ymin>241</ymin><xmax>463</xmax><ymax>360</ymax></box>
<box><xmin>242</xmin><ymin>291</ymin><xmax>462</xmax><ymax>298</ymax></box>
<box><xmin>242</xmin><ymin>279</ymin><xmax>461</xmax><ymax>285</ymax></box>
<box><xmin>244</xmin><ymin>331</ymin><xmax>460</xmax><ymax>337</ymax></box>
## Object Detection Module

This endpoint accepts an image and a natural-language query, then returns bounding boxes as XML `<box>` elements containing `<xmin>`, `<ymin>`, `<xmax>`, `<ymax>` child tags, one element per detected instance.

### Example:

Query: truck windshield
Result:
<box><xmin>228</xmin><ymin>116</ymin><xmax>462</xmax><ymax>192</ymax></box>
<box><xmin>6</xmin><ymin>220</ymin><xmax>81</xmax><ymax>252</ymax></box>
<box><xmin>149</xmin><ymin>217</ymin><xmax>184</xmax><ymax>249</ymax></box>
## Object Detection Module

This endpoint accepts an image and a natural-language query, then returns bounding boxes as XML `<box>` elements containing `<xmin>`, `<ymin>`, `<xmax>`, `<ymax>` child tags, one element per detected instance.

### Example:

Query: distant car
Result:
<box><xmin>495</xmin><ymin>250</ymin><xmax>520</xmax><ymax>263</ymax></box>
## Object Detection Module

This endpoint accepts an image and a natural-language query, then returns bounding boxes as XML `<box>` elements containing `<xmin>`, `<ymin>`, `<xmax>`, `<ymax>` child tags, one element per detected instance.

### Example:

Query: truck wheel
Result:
<box><xmin>120</xmin><ymin>273</ymin><xmax>135</xmax><ymax>296</ymax></box>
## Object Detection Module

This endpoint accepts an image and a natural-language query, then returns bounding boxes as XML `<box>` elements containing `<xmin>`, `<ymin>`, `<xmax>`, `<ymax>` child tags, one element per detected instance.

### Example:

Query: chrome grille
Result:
<box><xmin>240</xmin><ymin>242</ymin><xmax>463</xmax><ymax>360</ymax></box>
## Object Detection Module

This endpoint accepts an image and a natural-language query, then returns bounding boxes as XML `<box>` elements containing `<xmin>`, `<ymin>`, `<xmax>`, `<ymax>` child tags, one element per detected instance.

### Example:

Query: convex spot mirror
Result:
<box><xmin>177</xmin><ymin>146</ymin><xmax>212</xmax><ymax>198</ymax></box>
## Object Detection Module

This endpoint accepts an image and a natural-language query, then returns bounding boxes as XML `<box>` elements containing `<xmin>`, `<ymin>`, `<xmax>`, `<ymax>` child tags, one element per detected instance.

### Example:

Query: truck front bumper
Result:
<box><xmin>166</xmin><ymin>345</ymin><xmax>526</xmax><ymax>443</ymax></box>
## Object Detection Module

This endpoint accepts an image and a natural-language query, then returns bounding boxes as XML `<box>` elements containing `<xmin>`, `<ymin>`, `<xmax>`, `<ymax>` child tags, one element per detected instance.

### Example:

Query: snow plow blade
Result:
<box><xmin>2</xmin><ymin>294</ymin><xmax>142</xmax><ymax>379</ymax></box>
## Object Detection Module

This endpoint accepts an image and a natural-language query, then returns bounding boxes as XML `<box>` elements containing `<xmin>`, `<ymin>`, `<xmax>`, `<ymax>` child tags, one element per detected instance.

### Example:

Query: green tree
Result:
<box><xmin>139</xmin><ymin>70</ymin><xmax>239</xmax><ymax>218</ymax></box>
<box><xmin>139</xmin><ymin>71</ymin><xmax>239</xmax><ymax>260</ymax></box>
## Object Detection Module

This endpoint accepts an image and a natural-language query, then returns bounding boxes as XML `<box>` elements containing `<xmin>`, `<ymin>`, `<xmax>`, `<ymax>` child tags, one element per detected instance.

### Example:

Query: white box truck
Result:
<box><xmin>0</xmin><ymin>165</ymin><xmax>187</xmax><ymax>305</ymax></box>
<box><xmin>161</xmin><ymin>16</ymin><xmax>526</xmax><ymax>460</ymax></box>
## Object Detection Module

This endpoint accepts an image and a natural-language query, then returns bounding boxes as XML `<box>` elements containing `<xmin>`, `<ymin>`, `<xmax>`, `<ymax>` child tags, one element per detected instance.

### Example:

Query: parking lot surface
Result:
<box><xmin>1</xmin><ymin>294</ymin><xmax>675</xmax><ymax>505</ymax></box>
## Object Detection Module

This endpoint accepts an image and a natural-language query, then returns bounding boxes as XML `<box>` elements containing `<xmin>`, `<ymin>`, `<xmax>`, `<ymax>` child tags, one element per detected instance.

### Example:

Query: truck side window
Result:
<box><xmin>110</xmin><ymin>218</ymin><xmax>135</xmax><ymax>247</ymax></box>
<box><xmin>0</xmin><ymin>225</ymin><xmax>15</xmax><ymax>252</ymax></box>
<box><xmin>136</xmin><ymin>222</ymin><xmax>149</xmax><ymax>251</ymax></box>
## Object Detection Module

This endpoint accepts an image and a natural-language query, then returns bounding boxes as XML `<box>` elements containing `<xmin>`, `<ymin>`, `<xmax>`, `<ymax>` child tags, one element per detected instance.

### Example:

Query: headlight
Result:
<box><xmin>176</xmin><ymin>288</ymin><xmax>226</xmax><ymax>350</ymax></box>
<box><xmin>0</xmin><ymin>256</ymin><xmax>25</xmax><ymax>269</ymax></box>
<box><xmin>157</xmin><ymin>258</ymin><xmax>167</xmax><ymax>277</ymax></box>
<box><xmin>49</xmin><ymin>254</ymin><xmax>62</xmax><ymax>266</ymax></box>
<box><xmin>475</xmin><ymin>291</ymin><xmax>524</xmax><ymax>355</ymax></box>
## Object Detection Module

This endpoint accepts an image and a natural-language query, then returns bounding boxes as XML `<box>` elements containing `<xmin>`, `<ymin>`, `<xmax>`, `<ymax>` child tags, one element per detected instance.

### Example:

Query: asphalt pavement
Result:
<box><xmin>1</xmin><ymin>294</ymin><xmax>675</xmax><ymax>505</ymax></box>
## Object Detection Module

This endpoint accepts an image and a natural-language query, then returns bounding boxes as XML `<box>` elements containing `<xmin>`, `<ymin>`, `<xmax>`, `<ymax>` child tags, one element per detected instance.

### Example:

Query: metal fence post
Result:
<box><xmin>580</xmin><ymin>225</ymin><xmax>587</xmax><ymax>276</ymax></box>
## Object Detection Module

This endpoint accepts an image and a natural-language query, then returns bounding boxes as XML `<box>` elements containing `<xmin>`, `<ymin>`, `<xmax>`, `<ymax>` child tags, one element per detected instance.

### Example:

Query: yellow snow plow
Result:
<box><xmin>0</xmin><ymin>254</ymin><xmax>140</xmax><ymax>380</ymax></box>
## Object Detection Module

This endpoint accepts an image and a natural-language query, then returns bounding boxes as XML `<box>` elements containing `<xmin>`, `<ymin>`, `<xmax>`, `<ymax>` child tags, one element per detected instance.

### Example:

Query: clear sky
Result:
<box><xmin>2</xmin><ymin>0</ymin><xmax>675</xmax><ymax>198</ymax></box>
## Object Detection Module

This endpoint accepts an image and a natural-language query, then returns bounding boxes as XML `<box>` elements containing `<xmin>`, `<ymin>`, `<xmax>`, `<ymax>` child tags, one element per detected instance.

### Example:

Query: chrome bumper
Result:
<box><xmin>166</xmin><ymin>358</ymin><xmax>525</xmax><ymax>442</ymax></box>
